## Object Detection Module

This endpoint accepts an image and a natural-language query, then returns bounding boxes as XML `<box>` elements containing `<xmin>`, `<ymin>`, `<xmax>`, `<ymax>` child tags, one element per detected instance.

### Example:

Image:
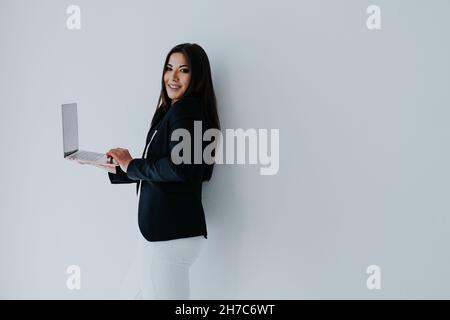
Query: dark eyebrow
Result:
<box><xmin>167</xmin><ymin>64</ymin><xmax>189</xmax><ymax>68</ymax></box>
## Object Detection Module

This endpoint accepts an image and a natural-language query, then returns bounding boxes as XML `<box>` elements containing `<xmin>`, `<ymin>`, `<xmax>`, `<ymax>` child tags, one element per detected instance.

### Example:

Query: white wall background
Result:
<box><xmin>1</xmin><ymin>0</ymin><xmax>450</xmax><ymax>299</ymax></box>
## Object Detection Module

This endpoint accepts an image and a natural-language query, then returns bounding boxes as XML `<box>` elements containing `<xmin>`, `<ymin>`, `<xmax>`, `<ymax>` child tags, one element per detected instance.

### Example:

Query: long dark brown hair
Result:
<box><xmin>152</xmin><ymin>43</ymin><xmax>220</xmax><ymax>181</ymax></box>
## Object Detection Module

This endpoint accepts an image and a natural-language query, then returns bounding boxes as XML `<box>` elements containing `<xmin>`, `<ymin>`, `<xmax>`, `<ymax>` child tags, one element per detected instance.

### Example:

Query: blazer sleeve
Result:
<box><xmin>126</xmin><ymin>110</ymin><xmax>202</xmax><ymax>183</ymax></box>
<box><xmin>108</xmin><ymin>165</ymin><xmax>137</xmax><ymax>184</ymax></box>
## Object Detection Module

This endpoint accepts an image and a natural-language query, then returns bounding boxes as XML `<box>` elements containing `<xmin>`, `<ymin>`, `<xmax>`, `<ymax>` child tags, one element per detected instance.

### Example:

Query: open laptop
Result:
<box><xmin>61</xmin><ymin>103</ymin><xmax>118</xmax><ymax>167</ymax></box>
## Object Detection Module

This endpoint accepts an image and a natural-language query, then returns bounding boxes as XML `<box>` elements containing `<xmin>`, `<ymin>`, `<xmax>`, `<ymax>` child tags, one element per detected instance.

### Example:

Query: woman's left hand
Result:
<box><xmin>106</xmin><ymin>148</ymin><xmax>133</xmax><ymax>173</ymax></box>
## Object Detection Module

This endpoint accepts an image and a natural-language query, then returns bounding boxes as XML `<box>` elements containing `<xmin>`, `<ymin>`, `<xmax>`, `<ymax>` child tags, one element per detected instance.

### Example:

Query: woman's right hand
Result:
<box><xmin>75</xmin><ymin>157</ymin><xmax>117</xmax><ymax>174</ymax></box>
<box><xmin>92</xmin><ymin>163</ymin><xmax>117</xmax><ymax>174</ymax></box>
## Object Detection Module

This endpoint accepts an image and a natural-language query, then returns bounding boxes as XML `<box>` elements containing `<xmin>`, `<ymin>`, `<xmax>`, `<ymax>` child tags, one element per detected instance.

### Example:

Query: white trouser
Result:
<box><xmin>138</xmin><ymin>234</ymin><xmax>206</xmax><ymax>299</ymax></box>
<box><xmin>119</xmin><ymin>232</ymin><xmax>205</xmax><ymax>300</ymax></box>
<box><xmin>119</xmin><ymin>194</ymin><xmax>205</xmax><ymax>299</ymax></box>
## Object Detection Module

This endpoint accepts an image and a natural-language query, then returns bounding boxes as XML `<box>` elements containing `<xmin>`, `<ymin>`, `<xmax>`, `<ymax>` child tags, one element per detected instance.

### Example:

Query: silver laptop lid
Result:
<box><xmin>61</xmin><ymin>103</ymin><xmax>79</xmax><ymax>157</ymax></box>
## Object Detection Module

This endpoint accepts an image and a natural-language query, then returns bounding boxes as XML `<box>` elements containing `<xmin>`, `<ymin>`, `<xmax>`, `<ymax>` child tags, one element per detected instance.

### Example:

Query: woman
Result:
<box><xmin>95</xmin><ymin>43</ymin><xmax>220</xmax><ymax>299</ymax></box>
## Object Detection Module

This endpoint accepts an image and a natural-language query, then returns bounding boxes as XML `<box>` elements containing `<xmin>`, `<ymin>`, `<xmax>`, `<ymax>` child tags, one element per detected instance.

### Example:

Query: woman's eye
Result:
<box><xmin>165</xmin><ymin>66</ymin><xmax>172</xmax><ymax>71</ymax></box>
<box><xmin>181</xmin><ymin>69</ymin><xmax>189</xmax><ymax>73</ymax></box>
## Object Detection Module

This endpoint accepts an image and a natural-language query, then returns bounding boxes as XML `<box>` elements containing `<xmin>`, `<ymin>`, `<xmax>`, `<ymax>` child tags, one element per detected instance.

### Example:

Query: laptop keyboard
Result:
<box><xmin>71</xmin><ymin>151</ymin><xmax>105</xmax><ymax>161</ymax></box>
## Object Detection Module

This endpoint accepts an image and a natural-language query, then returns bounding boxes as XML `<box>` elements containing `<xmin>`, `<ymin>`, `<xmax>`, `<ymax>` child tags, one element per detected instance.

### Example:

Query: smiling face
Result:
<box><xmin>164</xmin><ymin>52</ymin><xmax>191</xmax><ymax>105</ymax></box>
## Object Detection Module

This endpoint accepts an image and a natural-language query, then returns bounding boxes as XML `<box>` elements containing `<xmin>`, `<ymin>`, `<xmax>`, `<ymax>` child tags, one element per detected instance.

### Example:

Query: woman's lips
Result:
<box><xmin>168</xmin><ymin>84</ymin><xmax>181</xmax><ymax>90</ymax></box>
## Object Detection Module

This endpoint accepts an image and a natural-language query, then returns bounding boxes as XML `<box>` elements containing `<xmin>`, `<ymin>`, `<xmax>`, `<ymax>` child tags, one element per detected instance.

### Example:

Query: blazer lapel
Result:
<box><xmin>135</xmin><ymin>104</ymin><xmax>178</xmax><ymax>196</ymax></box>
<box><xmin>136</xmin><ymin>106</ymin><xmax>170</xmax><ymax>195</ymax></box>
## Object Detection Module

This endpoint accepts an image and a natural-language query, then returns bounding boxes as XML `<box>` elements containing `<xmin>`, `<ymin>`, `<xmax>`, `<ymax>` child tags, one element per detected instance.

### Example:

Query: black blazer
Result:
<box><xmin>108</xmin><ymin>96</ymin><xmax>208</xmax><ymax>241</ymax></box>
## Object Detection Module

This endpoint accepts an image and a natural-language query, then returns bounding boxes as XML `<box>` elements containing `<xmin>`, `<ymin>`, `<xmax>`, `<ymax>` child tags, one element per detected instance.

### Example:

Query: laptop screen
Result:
<box><xmin>61</xmin><ymin>103</ymin><xmax>79</xmax><ymax>157</ymax></box>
